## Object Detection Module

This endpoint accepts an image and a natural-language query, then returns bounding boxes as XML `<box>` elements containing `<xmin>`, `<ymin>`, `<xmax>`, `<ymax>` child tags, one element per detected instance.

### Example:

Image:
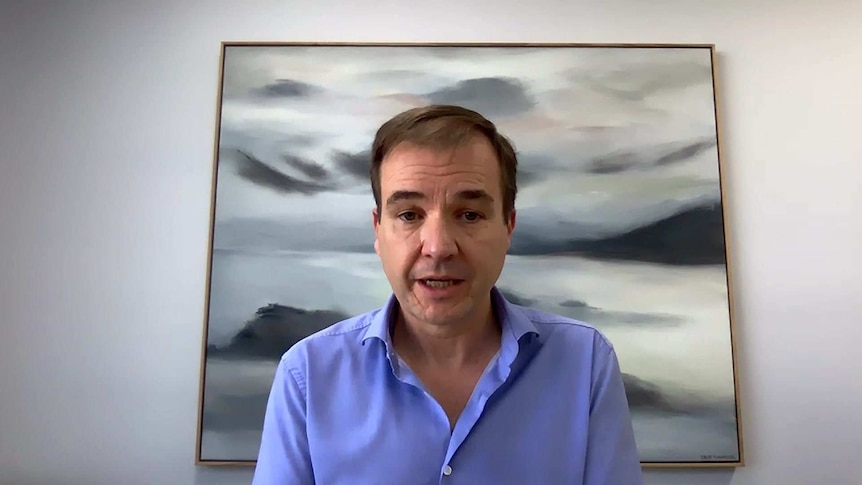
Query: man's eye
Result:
<box><xmin>462</xmin><ymin>211</ymin><xmax>483</xmax><ymax>222</ymax></box>
<box><xmin>398</xmin><ymin>211</ymin><xmax>419</xmax><ymax>222</ymax></box>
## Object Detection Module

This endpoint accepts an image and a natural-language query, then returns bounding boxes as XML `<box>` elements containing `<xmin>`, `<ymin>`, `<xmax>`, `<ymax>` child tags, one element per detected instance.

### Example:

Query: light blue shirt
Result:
<box><xmin>253</xmin><ymin>287</ymin><xmax>643</xmax><ymax>485</ymax></box>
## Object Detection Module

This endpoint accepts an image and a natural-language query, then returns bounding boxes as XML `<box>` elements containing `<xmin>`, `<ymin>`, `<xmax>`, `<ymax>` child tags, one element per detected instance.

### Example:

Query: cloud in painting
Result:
<box><xmin>516</xmin><ymin>153</ymin><xmax>553</xmax><ymax>187</ymax></box>
<box><xmin>586</xmin><ymin>138</ymin><xmax>717</xmax><ymax>175</ymax></box>
<box><xmin>232</xmin><ymin>149</ymin><xmax>334</xmax><ymax>195</ymax></box>
<box><xmin>283</xmin><ymin>155</ymin><xmax>329</xmax><ymax>180</ymax></box>
<box><xmin>333</xmin><ymin>149</ymin><xmax>371</xmax><ymax>180</ymax></box>
<box><xmin>253</xmin><ymin>78</ymin><xmax>321</xmax><ymax>98</ymax></box>
<box><xmin>213</xmin><ymin>217</ymin><xmax>374</xmax><ymax>253</ymax></box>
<box><xmin>556</xmin><ymin>298</ymin><xmax>683</xmax><ymax>327</ymax></box>
<box><xmin>571</xmin><ymin>57</ymin><xmax>713</xmax><ymax>102</ymax></box>
<box><xmin>654</xmin><ymin>139</ymin><xmax>716</xmax><ymax>166</ymax></box>
<box><xmin>426</xmin><ymin>77</ymin><xmax>536</xmax><ymax>117</ymax></box>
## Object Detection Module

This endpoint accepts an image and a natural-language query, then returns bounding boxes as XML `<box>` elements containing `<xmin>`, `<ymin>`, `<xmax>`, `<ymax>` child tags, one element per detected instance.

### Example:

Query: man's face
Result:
<box><xmin>372</xmin><ymin>136</ymin><xmax>516</xmax><ymax>330</ymax></box>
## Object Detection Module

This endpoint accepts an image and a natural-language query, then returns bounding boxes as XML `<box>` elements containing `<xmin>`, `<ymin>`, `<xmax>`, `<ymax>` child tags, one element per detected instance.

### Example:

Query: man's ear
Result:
<box><xmin>372</xmin><ymin>208</ymin><xmax>380</xmax><ymax>255</ymax></box>
<box><xmin>506</xmin><ymin>209</ymin><xmax>517</xmax><ymax>245</ymax></box>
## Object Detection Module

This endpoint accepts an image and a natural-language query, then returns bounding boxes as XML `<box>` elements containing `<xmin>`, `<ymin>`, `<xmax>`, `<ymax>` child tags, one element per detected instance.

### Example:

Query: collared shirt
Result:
<box><xmin>252</xmin><ymin>287</ymin><xmax>643</xmax><ymax>485</ymax></box>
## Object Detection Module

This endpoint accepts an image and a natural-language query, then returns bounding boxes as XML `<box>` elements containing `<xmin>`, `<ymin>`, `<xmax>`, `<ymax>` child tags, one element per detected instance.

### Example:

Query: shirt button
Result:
<box><xmin>443</xmin><ymin>465</ymin><xmax>453</xmax><ymax>476</ymax></box>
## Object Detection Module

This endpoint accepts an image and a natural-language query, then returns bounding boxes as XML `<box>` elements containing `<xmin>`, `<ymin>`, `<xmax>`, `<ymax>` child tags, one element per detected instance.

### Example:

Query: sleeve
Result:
<box><xmin>252</xmin><ymin>357</ymin><xmax>315</xmax><ymax>485</ymax></box>
<box><xmin>583</xmin><ymin>342</ymin><xmax>644</xmax><ymax>485</ymax></box>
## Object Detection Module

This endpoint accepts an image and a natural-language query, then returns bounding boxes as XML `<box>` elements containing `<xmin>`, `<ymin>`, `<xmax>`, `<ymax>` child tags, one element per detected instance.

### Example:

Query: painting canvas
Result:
<box><xmin>196</xmin><ymin>42</ymin><xmax>743</xmax><ymax>467</ymax></box>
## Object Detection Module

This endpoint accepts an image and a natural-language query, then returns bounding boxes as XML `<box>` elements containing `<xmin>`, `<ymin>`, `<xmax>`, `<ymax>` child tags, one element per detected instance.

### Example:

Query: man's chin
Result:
<box><xmin>406</xmin><ymin>301</ymin><xmax>469</xmax><ymax>327</ymax></box>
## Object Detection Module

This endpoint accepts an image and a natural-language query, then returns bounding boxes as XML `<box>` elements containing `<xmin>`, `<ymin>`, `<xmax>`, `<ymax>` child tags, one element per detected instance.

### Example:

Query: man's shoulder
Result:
<box><xmin>511</xmin><ymin>303</ymin><xmax>616</xmax><ymax>354</ymax></box>
<box><xmin>277</xmin><ymin>306</ymin><xmax>381</xmax><ymax>369</ymax></box>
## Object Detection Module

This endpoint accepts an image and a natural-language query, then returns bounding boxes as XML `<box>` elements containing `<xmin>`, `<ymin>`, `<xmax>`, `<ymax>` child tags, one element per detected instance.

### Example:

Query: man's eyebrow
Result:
<box><xmin>456</xmin><ymin>189</ymin><xmax>494</xmax><ymax>203</ymax></box>
<box><xmin>385</xmin><ymin>190</ymin><xmax>425</xmax><ymax>207</ymax></box>
<box><xmin>384</xmin><ymin>189</ymin><xmax>495</xmax><ymax>207</ymax></box>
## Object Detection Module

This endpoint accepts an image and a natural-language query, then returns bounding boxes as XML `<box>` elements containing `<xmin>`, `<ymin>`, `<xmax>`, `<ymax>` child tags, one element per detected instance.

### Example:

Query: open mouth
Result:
<box><xmin>420</xmin><ymin>279</ymin><xmax>463</xmax><ymax>288</ymax></box>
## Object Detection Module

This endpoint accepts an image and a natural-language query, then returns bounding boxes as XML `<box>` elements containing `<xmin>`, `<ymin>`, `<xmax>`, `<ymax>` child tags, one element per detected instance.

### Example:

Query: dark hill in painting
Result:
<box><xmin>510</xmin><ymin>203</ymin><xmax>727</xmax><ymax>266</ymax></box>
<box><xmin>623</xmin><ymin>373</ymin><xmax>680</xmax><ymax>413</ymax></box>
<box><xmin>207</xmin><ymin>304</ymin><xmax>347</xmax><ymax>360</ymax></box>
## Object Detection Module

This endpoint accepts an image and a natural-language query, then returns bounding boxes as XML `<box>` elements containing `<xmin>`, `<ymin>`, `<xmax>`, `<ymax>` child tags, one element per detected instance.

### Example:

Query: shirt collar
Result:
<box><xmin>360</xmin><ymin>293</ymin><xmax>399</xmax><ymax>351</ymax></box>
<box><xmin>360</xmin><ymin>286</ymin><xmax>541</xmax><ymax>362</ymax></box>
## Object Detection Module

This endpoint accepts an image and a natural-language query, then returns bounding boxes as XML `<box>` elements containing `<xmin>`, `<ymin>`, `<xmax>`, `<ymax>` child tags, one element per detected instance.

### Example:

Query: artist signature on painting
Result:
<box><xmin>700</xmin><ymin>454</ymin><xmax>737</xmax><ymax>461</ymax></box>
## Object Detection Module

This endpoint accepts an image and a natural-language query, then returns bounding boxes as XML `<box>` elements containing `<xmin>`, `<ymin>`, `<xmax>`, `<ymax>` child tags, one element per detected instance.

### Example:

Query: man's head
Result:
<box><xmin>370</xmin><ymin>105</ymin><xmax>519</xmax><ymax>221</ymax></box>
<box><xmin>370</xmin><ymin>105</ymin><xmax>519</xmax><ymax>330</ymax></box>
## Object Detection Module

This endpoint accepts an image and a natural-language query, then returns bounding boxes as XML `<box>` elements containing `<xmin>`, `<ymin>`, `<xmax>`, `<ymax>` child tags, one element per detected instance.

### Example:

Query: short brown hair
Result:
<box><xmin>370</xmin><ymin>105</ymin><xmax>519</xmax><ymax>219</ymax></box>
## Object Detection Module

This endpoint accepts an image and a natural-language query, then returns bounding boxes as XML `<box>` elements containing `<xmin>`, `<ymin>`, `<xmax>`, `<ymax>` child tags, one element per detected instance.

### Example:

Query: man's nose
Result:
<box><xmin>420</xmin><ymin>214</ymin><xmax>458</xmax><ymax>260</ymax></box>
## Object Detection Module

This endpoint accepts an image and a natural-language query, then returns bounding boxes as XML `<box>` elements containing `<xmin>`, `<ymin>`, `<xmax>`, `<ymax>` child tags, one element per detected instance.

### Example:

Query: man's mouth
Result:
<box><xmin>419</xmin><ymin>279</ymin><xmax>463</xmax><ymax>288</ymax></box>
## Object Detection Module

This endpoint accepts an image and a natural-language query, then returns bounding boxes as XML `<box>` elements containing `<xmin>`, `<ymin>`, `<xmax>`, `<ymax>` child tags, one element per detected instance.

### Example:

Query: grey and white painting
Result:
<box><xmin>198</xmin><ymin>44</ymin><xmax>741</xmax><ymax>465</ymax></box>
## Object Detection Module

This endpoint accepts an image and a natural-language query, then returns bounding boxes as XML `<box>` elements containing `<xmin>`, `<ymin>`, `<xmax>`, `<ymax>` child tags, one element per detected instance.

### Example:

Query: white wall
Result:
<box><xmin>1</xmin><ymin>0</ymin><xmax>860</xmax><ymax>484</ymax></box>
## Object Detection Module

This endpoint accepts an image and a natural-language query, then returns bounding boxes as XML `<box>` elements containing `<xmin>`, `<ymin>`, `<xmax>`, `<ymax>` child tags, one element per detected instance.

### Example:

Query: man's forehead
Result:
<box><xmin>379</xmin><ymin>139</ymin><xmax>502</xmax><ymax>200</ymax></box>
<box><xmin>381</xmin><ymin>147</ymin><xmax>499</xmax><ymax>181</ymax></box>
<box><xmin>381</xmin><ymin>174</ymin><xmax>497</xmax><ymax>197</ymax></box>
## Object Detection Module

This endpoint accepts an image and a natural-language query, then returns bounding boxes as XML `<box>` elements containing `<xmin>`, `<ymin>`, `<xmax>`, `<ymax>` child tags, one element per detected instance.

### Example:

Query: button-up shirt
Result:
<box><xmin>252</xmin><ymin>287</ymin><xmax>644</xmax><ymax>484</ymax></box>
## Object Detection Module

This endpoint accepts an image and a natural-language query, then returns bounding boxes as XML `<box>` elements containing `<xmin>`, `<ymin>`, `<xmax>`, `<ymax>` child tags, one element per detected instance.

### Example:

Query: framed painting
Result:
<box><xmin>195</xmin><ymin>42</ymin><xmax>743</xmax><ymax>468</ymax></box>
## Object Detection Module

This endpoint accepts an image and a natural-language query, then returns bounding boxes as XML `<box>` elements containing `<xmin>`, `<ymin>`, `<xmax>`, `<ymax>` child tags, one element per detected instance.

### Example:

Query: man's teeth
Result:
<box><xmin>424</xmin><ymin>279</ymin><xmax>454</xmax><ymax>288</ymax></box>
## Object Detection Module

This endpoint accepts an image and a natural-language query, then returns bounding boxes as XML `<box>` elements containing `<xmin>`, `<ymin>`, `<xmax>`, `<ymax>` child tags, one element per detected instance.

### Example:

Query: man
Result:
<box><xmin>252</xmin><ymin>105</ymin><xmax>643</xmax><ymax>484</ymax></box>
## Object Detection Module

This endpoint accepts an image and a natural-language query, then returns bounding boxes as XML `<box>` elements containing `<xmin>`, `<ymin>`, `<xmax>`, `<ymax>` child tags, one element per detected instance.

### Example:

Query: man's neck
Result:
<box><xmin>391</xmin><ymin>305</ymin><xmax>502</xmax><ymax>371</ymax></box>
